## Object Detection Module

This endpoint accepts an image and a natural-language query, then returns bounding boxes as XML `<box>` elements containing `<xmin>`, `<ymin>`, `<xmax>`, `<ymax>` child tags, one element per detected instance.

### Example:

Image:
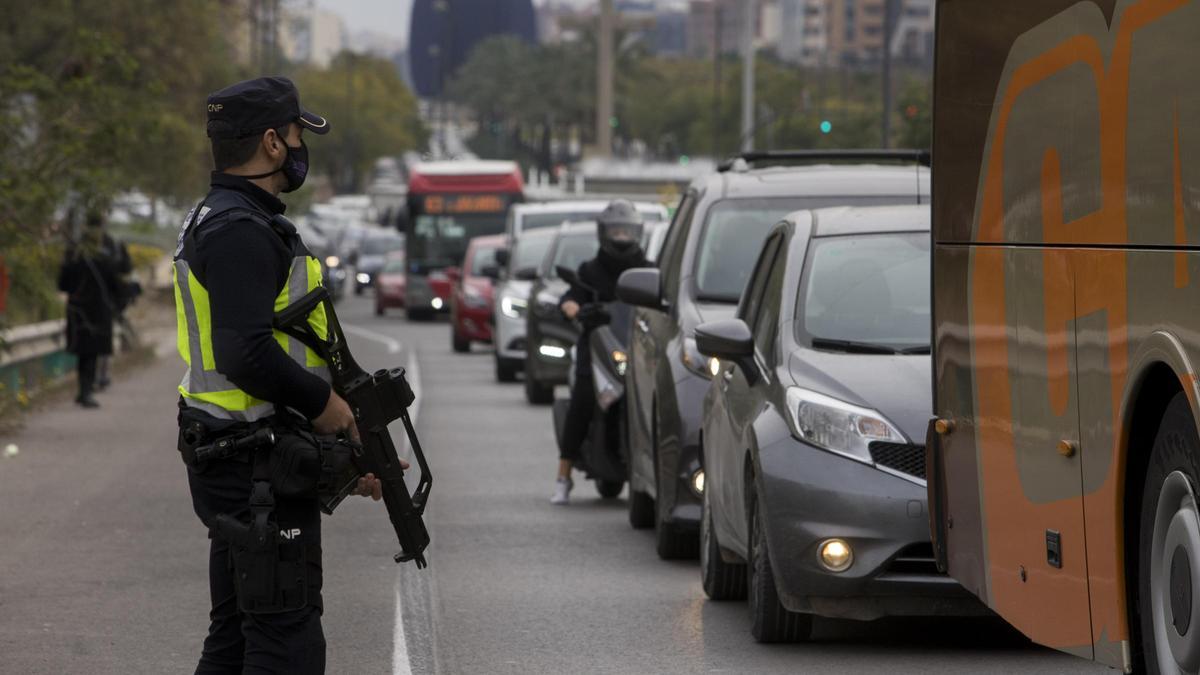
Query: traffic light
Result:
<box><xmin>820</xmin><ymin>120</ymin><xmax>833</xmax><ymax>134</ymax></box>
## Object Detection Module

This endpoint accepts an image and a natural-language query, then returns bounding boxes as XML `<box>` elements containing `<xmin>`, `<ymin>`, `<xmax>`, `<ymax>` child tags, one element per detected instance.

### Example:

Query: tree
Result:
<box><xmin>293</xmin><ymin>52</ymin><xmax>428</xmax><ymax>194</ymax></box>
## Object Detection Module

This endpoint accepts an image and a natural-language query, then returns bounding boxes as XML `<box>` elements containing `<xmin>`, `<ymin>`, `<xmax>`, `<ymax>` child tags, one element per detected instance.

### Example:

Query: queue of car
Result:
<box><xmin>352</xmin><ymin>152</ymin><xmax>986</xmax><ymax>644</ymax></box>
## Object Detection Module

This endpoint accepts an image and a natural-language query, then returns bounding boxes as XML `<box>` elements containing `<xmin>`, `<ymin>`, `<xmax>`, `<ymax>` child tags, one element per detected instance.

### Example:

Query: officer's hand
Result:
<box><xmin>351</xmin><ymin>465</ymin><xmax>410</xmax><ymax>501</ymax></box>
<box><xmin>354</xmin><ymin>473</ymin><xmax>383</xmax><ymax>501</ymax></box>
<box><xmin>313</xmin><ymin>391</ymin><xmax>360</xmax><ymax>442</ymax></box>
<box><xmin>561</xmin><ymin>300</ymin><xmax>580</xmax><ymax>320</ymax></box>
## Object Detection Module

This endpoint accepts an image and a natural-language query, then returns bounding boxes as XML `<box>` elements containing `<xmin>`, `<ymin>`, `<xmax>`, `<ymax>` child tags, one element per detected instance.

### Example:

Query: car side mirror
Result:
<box><xmin>495</xmin><ymin>248</ymin><xmax>510</xmax><ymax>267</ymax></box>
<box><xmin>696</xmin><ymin>319</ymin><xmax>756</xmax><ymax>383</ymax></box>
<box><xmin>513</xmin><ymin>266</ymin><xmax>538</xmax><ymax>281</ymax></box>
<box><xmin>617</xmin><ymin>268</ymin><xmax>665</xmax><ymax>311</ymax></box>
<box><xmin>481</xmin><ymin>265</ymin><xmax>501</xmax><ymax>280</ymax></box>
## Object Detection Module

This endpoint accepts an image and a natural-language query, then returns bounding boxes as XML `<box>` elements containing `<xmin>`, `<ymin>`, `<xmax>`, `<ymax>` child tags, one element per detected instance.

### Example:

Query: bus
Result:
<box><xmin>927</xmin><ymin>1</ymin><xmax>1199</xmax><ymax>672</ymax></box>
<box><xmin>400</xmin><ymin>160</ymin><xmax>524</xmax><ymax>319</ymax></box>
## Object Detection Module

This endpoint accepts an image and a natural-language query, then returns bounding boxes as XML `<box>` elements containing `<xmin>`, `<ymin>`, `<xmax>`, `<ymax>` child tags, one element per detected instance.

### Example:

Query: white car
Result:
<box><xmin>493</xmin><ymin>228</ymin><xmax>557</xmax><ymax>382</ymax></box>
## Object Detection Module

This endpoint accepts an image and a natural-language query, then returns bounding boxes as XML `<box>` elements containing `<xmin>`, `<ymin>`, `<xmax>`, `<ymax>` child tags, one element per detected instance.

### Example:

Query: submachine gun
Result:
<box><xmin>275</xmin><ymin>286</ymin><xmax>432</xmax><ymax>568</ymax></box>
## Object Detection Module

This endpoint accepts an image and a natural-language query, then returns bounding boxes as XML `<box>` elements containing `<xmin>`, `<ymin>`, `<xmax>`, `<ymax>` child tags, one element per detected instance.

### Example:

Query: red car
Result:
<box><xmin>374</xmin><ymin>254</ymin><xmax>408</xmax><ymax>316</ymax></box>
<box><xmin>450</xmin><ymin>234</ymin><xmax>504</xmax><ymax>352</ymax></box>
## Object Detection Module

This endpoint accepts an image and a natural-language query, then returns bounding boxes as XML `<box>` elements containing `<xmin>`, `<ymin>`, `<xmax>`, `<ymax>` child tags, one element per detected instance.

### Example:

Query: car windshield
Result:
<box><xmin>799</xmin><ymin>232</ymin><xmax>930</xmax><ymax>352</ymax></box>
<box><xmin>470</xmin><ymin>246</ymin><xmax>500</xmax><ymax>275</ymax></box>
<box><xmin>544</xmin><ymin>233</ymin><xmax>598</xmax><ymax>278</ymax></box>
<box><xmin>512</xmin><ymin>235</ymin><xmax>553</xmax><ymax>272</ymax></box>
<box><xmin>362</xmin><ymin>236</ymin><xmax>404</xmax><ymax>256</ymax></box>
<box><xmin>520</xmin><ymin>206</ymin><xmax>663</xmax><ymax>232</ymax></box>
<box><xmin>694</xmin><ymin>196</ymin><xmax>906</xmax><ymax>302</ymax></box>
<box><xmin>410</xmin><ymin>213</ymin><xmax>506</xmax><ymax>274</ymax></box>
<box><xmin>381</xmin><ymin>259</ymin><xmax>406</xmax><ymax>274</ymax></box>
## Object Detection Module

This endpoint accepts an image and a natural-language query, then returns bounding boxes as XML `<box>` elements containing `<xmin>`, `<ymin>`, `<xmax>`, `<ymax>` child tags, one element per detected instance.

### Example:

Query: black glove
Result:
<box><xmin>577</xmin><ymin>304</ymin><xmax>611</xmax><ymax>329</ymax></box>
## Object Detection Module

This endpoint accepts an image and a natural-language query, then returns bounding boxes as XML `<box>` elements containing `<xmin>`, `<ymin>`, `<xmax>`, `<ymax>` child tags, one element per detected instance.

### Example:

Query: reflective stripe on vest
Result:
<box><xmin>174</xmin><ymin>255</ymin><xmax>331</xmax><ymax>422</ymax></box>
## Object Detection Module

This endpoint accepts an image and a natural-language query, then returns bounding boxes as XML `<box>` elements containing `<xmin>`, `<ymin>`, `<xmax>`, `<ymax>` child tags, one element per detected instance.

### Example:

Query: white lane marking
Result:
<box><xmin>393</xmin><ymin>345</ymin><xmax>422</xmax><ymax>675</ymax></box>
<box><xmin>343</xmin><ymin>324</ymin><xmax>402</xmax><ymax>354</ymax></box>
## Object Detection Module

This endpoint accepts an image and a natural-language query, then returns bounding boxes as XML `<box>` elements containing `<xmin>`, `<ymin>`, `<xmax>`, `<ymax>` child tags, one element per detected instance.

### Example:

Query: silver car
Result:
<box><xmin>695</xmin><ymin>205</ymin><xmax>985</xmax><ymax>642</ymax></box>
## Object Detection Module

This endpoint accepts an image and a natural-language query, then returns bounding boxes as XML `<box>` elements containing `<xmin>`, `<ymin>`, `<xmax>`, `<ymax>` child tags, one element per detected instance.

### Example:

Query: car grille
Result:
<box><xmin>869</xmin><ymin>442</ymin><xmax>926</xmax><ymax>480</ymax></box>
<box><xmin>886</xmin><ymin>543</ymin><xmax>941</xmax><ymax>576</ymax></box>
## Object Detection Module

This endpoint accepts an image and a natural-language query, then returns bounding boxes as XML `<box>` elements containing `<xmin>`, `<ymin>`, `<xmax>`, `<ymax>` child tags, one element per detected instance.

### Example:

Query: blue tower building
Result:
<box><xmin>408</xmin><ymin>0</ymin><xmax>537</xmax><ymax>98</ymax></box>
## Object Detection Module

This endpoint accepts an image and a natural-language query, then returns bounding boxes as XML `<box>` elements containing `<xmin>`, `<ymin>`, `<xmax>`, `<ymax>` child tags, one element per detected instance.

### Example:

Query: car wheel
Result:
<box><xmin>656</xmin><ymin>461</ymin><xmax>699</xmax><ymax>561</ymax></box>
<box><xmin>525</xmin><ymin>371</ymin><xmax>554</xmax><ymax>406</ymax></box>
<box><xmin>375</xmin><ymin>304</ymin><xmax>384</xmax><ymax>317</ymax></box>
<box><xmin>702</xmin><ymin>486</ymin><xmax>747</xmax><ymax>601</ymax></box>
<box><xmin>748</xmin><ymin>492</ymin><xmax>813</xmax><ymax>643</ymax></box>
<box><xmin>452</xmin><ymin>329</ymin><xmax>470</xmax><ymax>353</ymax></box>
<box><xmin>407</xmin><ymin>307</ymin><xmax>429</xmax><ymax>322</ymax></box>
<box><xmin>596</xmin><ymin>480</ymin><xmax>624</xmax><ymax>499</ymax></box>
<box><xmin>495</xmin><ymin>355</ymin><xmax>518</xmax><ymax>383</ymax></box>
<box><xmin>1137</xmin><ymin>392</ymin><xmax>1200</xmax><ymax>675</ymax></box>
<box><xmin>354</xmin><ymin>284</ymin><xmax>364</xmax><ymax>296</ymax></box>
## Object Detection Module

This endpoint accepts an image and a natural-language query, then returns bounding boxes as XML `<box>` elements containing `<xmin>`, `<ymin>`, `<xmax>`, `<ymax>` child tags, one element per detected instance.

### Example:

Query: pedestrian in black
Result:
<box><xmin>176</xmin><ymin>76</ymin><xmax>388</xmax><ymax>674</ymax></box>
<box><xmin>552</xmin><ymin>199</ymin><xmax>651</xmax><ymax>505</ymax></box>
<box><xmin>57</xmin><ymin>212</ymin><xmax>129</xmax><ymax>408</ymax></box>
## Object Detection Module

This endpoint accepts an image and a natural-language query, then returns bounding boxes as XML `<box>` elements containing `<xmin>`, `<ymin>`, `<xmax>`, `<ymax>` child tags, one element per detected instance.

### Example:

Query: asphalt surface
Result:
<box><xmin>0</xmin><ymin>292</ymin><xmax>1111</xmax><ymax>674</ymax></box>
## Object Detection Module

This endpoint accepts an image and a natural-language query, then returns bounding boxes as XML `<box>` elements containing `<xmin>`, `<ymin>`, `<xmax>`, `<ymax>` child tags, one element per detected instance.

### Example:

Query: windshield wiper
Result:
<box><xmin>810</xmin><ymin>338</ymin><xmax>899</xmax><ymax>355</ymax></box>
<box><xmin>899</xmin><ymin>345</ymin><xmax>932</xmax><ymax>355</ymax></box>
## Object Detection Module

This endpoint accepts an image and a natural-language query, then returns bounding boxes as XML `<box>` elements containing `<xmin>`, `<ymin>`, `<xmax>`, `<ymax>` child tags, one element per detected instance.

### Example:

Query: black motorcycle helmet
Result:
<box><xmin>596</xmin><ymin>199</ymin><xmax>645</xmax><ymax>263</ymax></box>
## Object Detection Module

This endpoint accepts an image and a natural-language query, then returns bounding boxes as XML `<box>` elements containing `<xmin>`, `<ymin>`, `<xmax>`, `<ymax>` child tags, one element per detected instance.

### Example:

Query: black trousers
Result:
<box><xmin>187</xmin><ymin>457</ymin><xmax>326</xmax><ymax>675</ymax></box>
<box><xmin>561</xmin><ymin>370</ymin><xmax>595</xmax><ymax>463</ymax></box>
<box><xmin>76</xmin><ymin>353</ymin><xmax>97</xmax><ymax>399</ymax></box>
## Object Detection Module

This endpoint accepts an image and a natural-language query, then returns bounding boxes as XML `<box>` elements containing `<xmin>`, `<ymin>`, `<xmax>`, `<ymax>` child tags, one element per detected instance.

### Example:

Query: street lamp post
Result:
<box><xmin>740</xmin><ymin>0</ymin><xmax>756</xmax><ymax>153</ymax></box>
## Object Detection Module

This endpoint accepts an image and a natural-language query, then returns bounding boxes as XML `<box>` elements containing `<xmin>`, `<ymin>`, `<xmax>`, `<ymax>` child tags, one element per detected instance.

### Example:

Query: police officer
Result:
<box><xmin>552</xmin><ymin>200</ymin><xmax>650</xmax><ymax>505</ymax></box>
<box><xmin>176</xmin><ymin>77</ymin><xmax>386</xmax><ymax>674</ymax></box>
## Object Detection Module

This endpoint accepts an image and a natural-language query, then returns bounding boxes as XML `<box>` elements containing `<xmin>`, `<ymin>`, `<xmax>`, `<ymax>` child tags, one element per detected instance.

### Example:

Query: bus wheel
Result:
<box><xmin>1138</xmin><ymin>392</ymin><xmax>1200</xmax><ymax>675</ymax></box>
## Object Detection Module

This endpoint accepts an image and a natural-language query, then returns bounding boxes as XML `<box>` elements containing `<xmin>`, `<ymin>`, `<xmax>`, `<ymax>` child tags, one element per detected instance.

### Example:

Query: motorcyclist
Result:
<box><xmin>553</xmin><ymin>200</ymin><xmax>650</xmax><ymax>505</ymax></box>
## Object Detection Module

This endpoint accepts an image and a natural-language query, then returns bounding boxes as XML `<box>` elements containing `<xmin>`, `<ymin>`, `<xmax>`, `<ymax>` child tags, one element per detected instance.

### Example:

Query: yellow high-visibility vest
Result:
<box><xmin>174</xmin><ymin>238</ymin><xmax>330</xmax><ymax>423</ymax></box>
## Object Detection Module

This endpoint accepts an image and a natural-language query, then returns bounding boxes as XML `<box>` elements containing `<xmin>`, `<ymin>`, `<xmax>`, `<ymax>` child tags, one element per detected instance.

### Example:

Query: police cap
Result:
<box><xmin>206</xmin><ymin>76</ymin><xmax>330</xmax><ymax>139</ymax></box>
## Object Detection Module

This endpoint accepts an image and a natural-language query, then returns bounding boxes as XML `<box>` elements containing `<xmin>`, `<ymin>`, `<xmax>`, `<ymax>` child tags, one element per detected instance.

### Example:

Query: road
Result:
<box><xmin>0</xmin><ymin>293</ymin><xmax>1109</xmax><ymax>674</ymax></box>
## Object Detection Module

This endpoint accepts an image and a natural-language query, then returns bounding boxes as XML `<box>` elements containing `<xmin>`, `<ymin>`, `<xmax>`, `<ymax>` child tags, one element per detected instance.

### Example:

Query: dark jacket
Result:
<box><xmin>175</xmin><ymin>173</ymin><xmax>331</xmax><ymax>420</ymax></box>
<box><xmin>561</xmin><ymin>248</ymin><xmax>650</xmax><ymax>375</ymax></box>
<box><xmin>58</xmin><ymin>234</ymin><xmax>129</xmax><ymax>356</ymax></box>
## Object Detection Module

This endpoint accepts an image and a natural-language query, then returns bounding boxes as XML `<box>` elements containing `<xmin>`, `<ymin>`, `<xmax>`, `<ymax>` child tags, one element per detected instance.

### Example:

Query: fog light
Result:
<box><xmin>817</xmin><ymin>538</ymin><xmax>853</xmax><ymax>573</ymax></box>
<box><xmin>431</xmin><ymin>297</ymin><xmax>444</xmax><ymax>310</ymax></box>
<box><xmin>539</xmin><ymin>344</ymin><xmax>567</xmax><ymax>359</ymax></box>
<box><xmin>690</xmin><ymin>469</ymin><xmax>705</xmax><ymax>495</ymax></box>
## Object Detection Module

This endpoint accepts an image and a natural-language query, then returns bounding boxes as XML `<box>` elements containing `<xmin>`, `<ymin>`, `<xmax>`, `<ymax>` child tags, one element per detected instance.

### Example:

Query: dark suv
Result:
<box><xmin>617</xmin><ymin>151</ymin><xmax>931</xmax><ymax>559</ymax></box>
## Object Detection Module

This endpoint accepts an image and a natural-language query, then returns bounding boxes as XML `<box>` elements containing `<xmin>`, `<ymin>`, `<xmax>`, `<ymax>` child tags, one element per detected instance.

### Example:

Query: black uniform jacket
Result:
<box><xmin>177</xmin><ymin>173</ymin><xmax>331</xmax><ymax>420</ymax></box>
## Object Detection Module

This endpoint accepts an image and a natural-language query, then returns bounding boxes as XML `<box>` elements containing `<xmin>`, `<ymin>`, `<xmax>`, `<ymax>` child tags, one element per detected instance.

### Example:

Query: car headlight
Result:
<box><xmin>464</xmin><ymin>286</ymin><xmax>489</xmax><ymax>308</ymax></box>
<box><xmin>356</xmin><ymin>272</ymin><xmax>371</xmax><ymax>284</ymax></box>
<box><xmin>325</xmin><ymin>255</ymin><xmax>340</xmax><ymax>268</ymax></box>
<box><xmin>680</xmin><ymin>336</ymin><xmax>718</xmax><ymax>380</ymax></box>
<box><xmin>501</xmin><ymin>295</ymin><xmax>528</xmax><ymax>319</ymax></box>
<box><xmin>785</xmin><ymin>387</ymin><xmax>905</xmax><ymax>464</ymax></box>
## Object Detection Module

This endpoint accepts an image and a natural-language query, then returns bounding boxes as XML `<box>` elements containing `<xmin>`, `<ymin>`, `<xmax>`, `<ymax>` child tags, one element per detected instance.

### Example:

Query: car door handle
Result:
<box><xmin>637</xmin><ymin>319</ymin><xmax>650</xmax><ymax>334</ymax></box>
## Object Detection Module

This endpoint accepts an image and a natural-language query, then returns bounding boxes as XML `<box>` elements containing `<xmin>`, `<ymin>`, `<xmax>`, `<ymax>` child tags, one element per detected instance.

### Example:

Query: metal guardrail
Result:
<box><xmin>0</xmin><ymin>320</ymin><xmax>66</xmax><ymax>368</ymax></box>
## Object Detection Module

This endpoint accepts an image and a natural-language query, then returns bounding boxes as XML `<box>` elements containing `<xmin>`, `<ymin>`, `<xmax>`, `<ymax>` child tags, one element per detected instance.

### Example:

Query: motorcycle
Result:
<box><xmin>552</xmin><ymin>266</ymin><xmax>631</xmax><ymax>499</ymax></box>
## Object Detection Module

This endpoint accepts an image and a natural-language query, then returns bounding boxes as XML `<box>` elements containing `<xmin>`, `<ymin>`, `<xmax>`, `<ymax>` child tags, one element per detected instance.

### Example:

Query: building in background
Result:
<box><xmin>281</xmin><ymin>0</ymin><xmax>347</xmax><ymax>67</ymax></box>
<box><xmin>783</xmin><ymin>0</ymin><xmax>935</xmax><ymax>69</ymax></box>
<box><xmin>409</xmin><ymin>0</ymin><xmax>538</xmax><ymax>99</ymax></box>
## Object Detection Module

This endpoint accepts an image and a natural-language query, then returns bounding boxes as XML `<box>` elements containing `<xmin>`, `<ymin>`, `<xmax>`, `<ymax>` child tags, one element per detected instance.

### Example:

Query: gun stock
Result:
<box><xmin>276</xmin><ymin>287</ymin><xmax>432</xmax><ymax>568</ymax></box>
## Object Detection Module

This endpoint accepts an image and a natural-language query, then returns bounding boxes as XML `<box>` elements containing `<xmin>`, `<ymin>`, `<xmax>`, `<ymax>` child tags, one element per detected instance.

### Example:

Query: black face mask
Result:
<box><xmin>244</xmin><ymin>139</ymin><xmax>309</xmax><ymax>193</ymax></box>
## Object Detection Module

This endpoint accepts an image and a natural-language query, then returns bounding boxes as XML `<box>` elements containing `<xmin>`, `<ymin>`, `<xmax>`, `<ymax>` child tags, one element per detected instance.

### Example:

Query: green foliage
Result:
<box><xmin>294</xmin><ymin>53</ymin><xmax>428</xmax><ymax>193</ymax></box>
<box><xmin>895</xmin><ymin>77</ymin><xmax>933</xmax><ymax>150</ymax></box>
<box><xmin>449</xmin><ymin>36</ymin><xmax>932</xmax><ymax>164</ymax></box>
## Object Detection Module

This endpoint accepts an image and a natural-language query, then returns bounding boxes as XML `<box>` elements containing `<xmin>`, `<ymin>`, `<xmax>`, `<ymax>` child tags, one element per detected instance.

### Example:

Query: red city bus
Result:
<box><xmin>400</xmin><ymin>160</ymin><xmax>524</xmax><ymax>320</ymax></box>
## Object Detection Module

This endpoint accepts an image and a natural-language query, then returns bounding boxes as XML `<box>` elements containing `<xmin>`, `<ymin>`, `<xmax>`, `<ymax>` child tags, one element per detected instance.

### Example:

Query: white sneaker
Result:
<box><xmin>550</xmin><ymin>477</ymin><xmax>573</xmax><ymax>505</ymax></box>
